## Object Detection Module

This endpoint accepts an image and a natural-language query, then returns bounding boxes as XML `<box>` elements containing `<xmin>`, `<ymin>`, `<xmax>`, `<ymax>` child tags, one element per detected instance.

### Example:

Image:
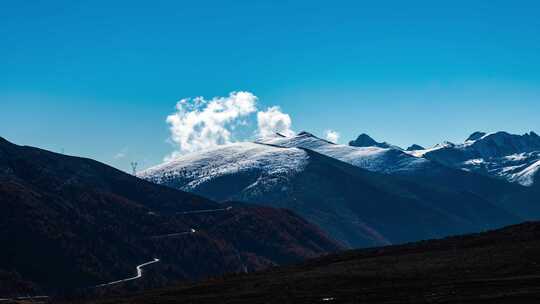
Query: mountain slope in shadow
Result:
<box><xmin>141</xmin><ymin>140</ymin><xmax>519</xmax><ymax>248</ymax></box>
<box><xmin>78</xmin><ymin>221</ymin><xmax>540</xmax><ymax>304</ymax></box>
<box><xmin>0</xmin><ymin>137</ymin><xmax>342</xmax><ymax>296</ymax></box>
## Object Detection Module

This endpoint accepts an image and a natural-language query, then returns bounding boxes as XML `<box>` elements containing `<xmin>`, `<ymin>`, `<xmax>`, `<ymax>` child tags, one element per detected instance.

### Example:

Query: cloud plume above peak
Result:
<box><xmin>165</xmin><ymin>91</ymin><xmax>295</xmax><ymax>160</ymax></box>
<box><xmin>166</xmin><ymin>91</ymin><xmax>257</xmax><ymax>159</ymax></box>
<box><xmin>257</xmin><ymin>106</ymin><xmax>294</xmax><ymax>138</ymax></box>
<box><xmin>325</xmin><ymin>130</ymin><xmax>340</xmax><ymax>143</ymax></box>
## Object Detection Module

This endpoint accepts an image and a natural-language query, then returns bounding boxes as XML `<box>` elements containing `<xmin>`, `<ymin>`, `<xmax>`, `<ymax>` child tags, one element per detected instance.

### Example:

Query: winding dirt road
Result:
<box><xmin>94</xmin><ymin>206</ymin><xmax>232</xmax><ymax>287</ymax></box>
<box><xmin>178</xmin><ymin>206</ymin><xmax>232</xmax><ymax>215</ymax></box>
<box><xmin>95</xmin><ymin>258</ymin><xmax>161</xmax><ymax>287</ymax></box>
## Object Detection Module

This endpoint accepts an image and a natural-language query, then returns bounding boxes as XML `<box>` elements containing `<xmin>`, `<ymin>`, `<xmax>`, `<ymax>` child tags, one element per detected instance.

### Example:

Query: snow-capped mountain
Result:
<box><xmin>261</xmin><ymin>132</ymin><xmax>540</xmax><ymax>219</ymax></box>
<box><xmin>140</xmin><ymin>138</ymin><xmax>519</xmax><ymax>248</ymax></box>
<box><xmin>140</xmin><ymin>142</ymin><xmax>308</xmax><ymax>193</ymax></box>
<box><xmin>259</xmin><ymin>131</ymin><xmax>430</xmax><ymax>174</ymax></box>
<box><xmin>348</xmin><ymin>133</ymin><xmax>397</xmax><ymax>149</ymax></box>
<box><xmin>408</xmin><ymin>131</ymin><xmax>540</xmax><ymax>187</ymax></box>
<box><xmin>406</xmin><ymin>144</ymin><xmax>425</xmax><ymax>151</ymax></box>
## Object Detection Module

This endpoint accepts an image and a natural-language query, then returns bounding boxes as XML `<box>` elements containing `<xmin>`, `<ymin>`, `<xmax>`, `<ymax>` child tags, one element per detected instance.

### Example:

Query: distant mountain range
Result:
<box><xmin>141</xmin><ymin>130</ymin><xmax>540</xmax><ymax>248</ymax></box>
<box><xmin>408</xmin><ymin>131</ymin><xmax>540</xmax><ymax>187</ymax></box>
<box><xmin>260</xmin><ymin>131</ymin><xmax>430</xmax><ymax>174</ymax></box>
<box><xmin>260</xmin><ymin>131</ymin><xmax>540</xmax><ymax>218</ymax></box>
<box><xmin>0</xmin><ymin>137</ymin><xmax>341</xmax><ymax>296</ymax></box>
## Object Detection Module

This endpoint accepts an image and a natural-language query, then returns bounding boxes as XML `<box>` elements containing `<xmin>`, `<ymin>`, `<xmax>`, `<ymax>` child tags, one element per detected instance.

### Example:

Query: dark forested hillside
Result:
<box><xmin>77</xmin><ymin>221</ymin><xmax>540</xmax><ymax>304</ymax></box>
<box><xmin>0</xmin><ymin>137</ymin><xmax>342</xmax><ymax>297</ymax></box>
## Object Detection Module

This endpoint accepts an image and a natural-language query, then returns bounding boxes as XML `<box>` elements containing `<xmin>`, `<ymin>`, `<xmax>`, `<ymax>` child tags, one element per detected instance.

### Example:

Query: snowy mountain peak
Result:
<box><xmin>406</xmin><ymin>144</ymin><xmax>425</xmax><ymax>151</ymax></box>
<box><xmin>139</xmin><ymin>142</ymin><xmax>309</xmax><ymax>192</ymax></box>
<box><xmin>297</xmin><ymin>131</ymin><xmax>317</xmax><ymax>138</ymax></box>
<box><xmin>349</xmin><ymin>133</ymin><xmax>379</xmax><ymax>147</ymax></box>
<box><xmin>466</xmin><ymin>131</ymin><xmax>487</xmax><ymax>142</ymax></box>
<box><xmin>259</xmin><ymin>131</ymin><xmax>429</xmax><ymax>174</ymax></box>
<box><xmin>468</xmin><ymin>131</ymin><xmax>540</xmax><ymax>157</ymax></box>
<box><xmin>348</xmin><ymin>133</ymin><xmax>401</xmax><ymax>150</ymax></box>
<box><xmin>435</xmin><ymin>141</ymin><xmax>455</xmax><ymax>148</ymax></box>
<box><xmin>480</xmin><ymin>131</ymin><xmax>511</xmax><ymax>140</ymax></box>
<box><xmin>418</xmin><ymin>130</ymin><xmax>540</xmax><ymax>186</ymax></box>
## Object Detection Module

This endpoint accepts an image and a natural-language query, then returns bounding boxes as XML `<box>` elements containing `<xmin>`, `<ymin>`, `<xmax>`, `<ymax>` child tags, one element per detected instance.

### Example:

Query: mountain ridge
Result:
<box><xmin>0</xmin><ymin>137</ymin><xmax>342</xmax><ymax>295</ymax></box>
<box><xmin>75</xmin><ymin>220</ymin><xmax>540</xmax><ymax>304</ymax></box>
<box><xmin>141</xmin><ymin>136</ymin><xmax>519</xmax><ymax>248</ymax></box>
<box><xmin>409</xmin><ymin>130</ymin><xmax>540</xmax><ymax>187</ymax></box>
<box><xmin>349</xmin><ymin>133</ymin><xmax>395</xmax><ymax>149</ymax></box>
<box><xmin>261</xmin><ymin>132</ymin><xmax>540</xmax><ymax>218</ymax></box>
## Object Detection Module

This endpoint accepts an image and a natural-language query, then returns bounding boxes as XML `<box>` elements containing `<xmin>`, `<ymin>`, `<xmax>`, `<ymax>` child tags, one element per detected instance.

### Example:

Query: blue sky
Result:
<box><xmin>2</xmin><ymin>1</ymin><xmax>539</xmax><ymax>172</ymax></box>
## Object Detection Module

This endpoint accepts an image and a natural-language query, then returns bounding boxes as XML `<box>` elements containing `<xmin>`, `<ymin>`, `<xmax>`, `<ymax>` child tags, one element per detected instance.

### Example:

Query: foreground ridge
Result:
<box><xmin>76</xmin><ymin>221</ymin><xmax>540</xmax><ymax>304</ymax></box>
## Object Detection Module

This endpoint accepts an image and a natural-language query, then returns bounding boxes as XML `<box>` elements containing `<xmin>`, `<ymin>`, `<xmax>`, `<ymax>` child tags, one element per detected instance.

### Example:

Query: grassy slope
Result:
<box><xmin>79</xmin><ymin>221</ymin><xmax>540</xmax><ymax>304</ymax></box>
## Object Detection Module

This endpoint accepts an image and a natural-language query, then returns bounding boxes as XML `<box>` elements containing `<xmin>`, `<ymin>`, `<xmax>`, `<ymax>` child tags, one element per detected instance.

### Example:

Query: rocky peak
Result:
<box><xmin>406</xmin><ymin>144</ymin><xmax>425</xmax><ymax>151</ymax></box>
<box><xmin>466</xmin><ymin>131</ymin><xmax>487</xmax><ymax>142</ymax></box>
<box><xmin>349</xmin><ymin>133</ymin><xmax>379</xmax><ymax>147</ymax></box>
<box><xmin>297</xmin><ymin>131</ymin><xmax>316</xmax><ymax>138</ymax></box>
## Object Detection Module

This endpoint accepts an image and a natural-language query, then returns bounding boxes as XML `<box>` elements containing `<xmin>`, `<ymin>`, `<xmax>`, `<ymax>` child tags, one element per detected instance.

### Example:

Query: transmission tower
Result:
<box><xmin>131</xmin><ymin>162</ymin><xmax>138</xmax><ymax>175</ymax></box>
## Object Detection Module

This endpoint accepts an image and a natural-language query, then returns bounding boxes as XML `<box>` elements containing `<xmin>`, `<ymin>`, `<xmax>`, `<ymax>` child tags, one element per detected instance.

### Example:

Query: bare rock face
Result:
<box><xmin>406</xmin><ymin>144</ymin><xmax>425</xmax><ymax>151</ymax></box>
<box><xmin>349</xmin><ymin>133</ymin><xmax>392</xmax><ymax>149</ymax></box>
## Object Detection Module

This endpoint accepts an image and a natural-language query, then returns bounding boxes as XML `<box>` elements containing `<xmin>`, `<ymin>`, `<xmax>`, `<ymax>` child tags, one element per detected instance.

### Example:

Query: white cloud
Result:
<box><xmin>166</xmin><ymin>91</ymin><xmax>257</xmax><ymax>159</ymax></box>
<box><xmin>325</xmin><ymin>130</ymin><xmax>340</xmax><ymax>143</ymax></box>
<box><xmin>165</xmin><ymin>91</ymin><xmax>297</xmax><ymax>160</ymax></box>
<box><xmin>257</xmin><ymin>106</ymin><xmax>294</xmax><ymax>138</ymax></box>
<box><xmin>114</xmin><ymin>152</ymin><xmax>126</xmax><ymax>159</ymax></box>
<box><xmin>114</xmin><ymin>147</ymin><xmax>128</xmax><ymax>159</ymax></box>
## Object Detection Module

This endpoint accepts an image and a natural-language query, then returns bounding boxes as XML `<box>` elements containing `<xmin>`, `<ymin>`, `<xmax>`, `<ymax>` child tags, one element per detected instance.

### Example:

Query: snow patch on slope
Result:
<box><xmin>408</xmin><ymin>142</ymin><xmax>455</xmax><ymax>157</ymax></box>
<box><xmin>508</xmin><ymin>160</ymin><xmax>540</xmax><ymax>186</ymax></box>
